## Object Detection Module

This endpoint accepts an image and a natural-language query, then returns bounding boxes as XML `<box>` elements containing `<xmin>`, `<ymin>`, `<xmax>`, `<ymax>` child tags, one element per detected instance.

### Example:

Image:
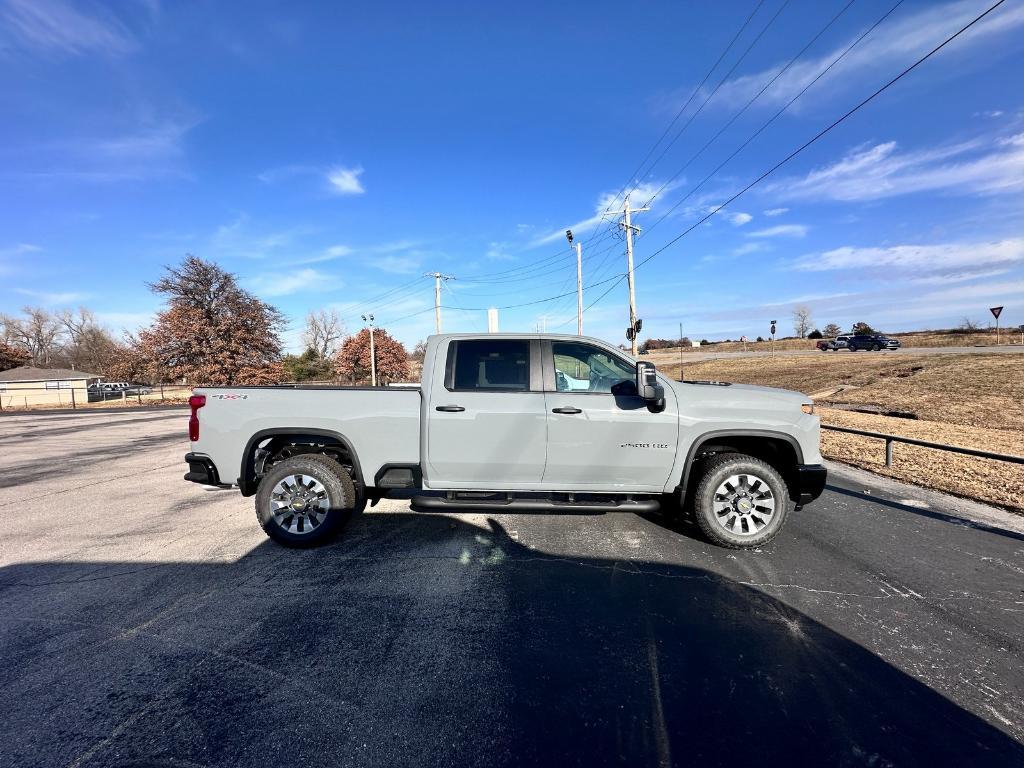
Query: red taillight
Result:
<box><xmin>188</xmin><ymin>394</ymin><xmax>206</xmax><ymax>442</ymax></box>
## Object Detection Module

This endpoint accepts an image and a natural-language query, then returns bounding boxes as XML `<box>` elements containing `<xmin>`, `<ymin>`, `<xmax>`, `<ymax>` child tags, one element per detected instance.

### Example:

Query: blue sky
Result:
<box><xmin>1</xmin><ymin>0</ymin><xmax>1023</xmax><ymax>350</ymax></box>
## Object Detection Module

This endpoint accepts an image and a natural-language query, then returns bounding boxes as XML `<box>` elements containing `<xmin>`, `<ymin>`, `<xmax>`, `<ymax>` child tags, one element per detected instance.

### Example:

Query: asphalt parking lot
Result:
<box><xmin>2</xmin><ymin>409</ymin><xmax>1022</xmax><ymax>767</ymax></box>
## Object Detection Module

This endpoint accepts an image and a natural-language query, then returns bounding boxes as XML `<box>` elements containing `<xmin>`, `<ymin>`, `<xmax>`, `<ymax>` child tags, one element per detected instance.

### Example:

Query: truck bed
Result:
<box><xmin>192</xmin><ymin>386</ymin><xmax>421</xmax><ymax>488</ymax></box>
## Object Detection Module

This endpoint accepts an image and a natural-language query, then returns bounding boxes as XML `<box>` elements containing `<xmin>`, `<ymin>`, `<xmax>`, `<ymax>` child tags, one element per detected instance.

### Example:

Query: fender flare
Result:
<box><xmin>238</xmin><ymin>427</ymin><xmax>364</xmax><ymax>497</ymax></box>
<box><xmin>676</xmin><ymin>429</ymin><xmax>803</xmax><ymax>496</ymax></box>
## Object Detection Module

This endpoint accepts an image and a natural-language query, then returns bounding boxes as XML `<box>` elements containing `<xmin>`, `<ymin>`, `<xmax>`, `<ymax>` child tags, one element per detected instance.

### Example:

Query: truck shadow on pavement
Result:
<box><xmin>0</xmin><ymin>512</ymin><xmax>1020</xmax><ymax>768</ymax></box>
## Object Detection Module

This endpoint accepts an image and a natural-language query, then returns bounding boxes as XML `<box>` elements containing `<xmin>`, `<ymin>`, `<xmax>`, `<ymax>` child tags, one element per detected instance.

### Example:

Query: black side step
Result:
<box><xmin>410</xmin><ymin>493</ymin><xmax>660</xmax><ymax>514</ymax></box>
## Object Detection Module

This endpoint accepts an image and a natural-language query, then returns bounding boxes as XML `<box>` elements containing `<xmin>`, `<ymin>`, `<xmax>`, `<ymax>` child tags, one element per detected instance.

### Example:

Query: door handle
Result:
<box><xmin>551</xmin><ymin>406</ymin><xmax>582</xmax><ymax>414</ymax></box>
<box><xmin>435</xmin><ymin>405</ymin><xmax>466</xmax><ymax>412</ymax></box>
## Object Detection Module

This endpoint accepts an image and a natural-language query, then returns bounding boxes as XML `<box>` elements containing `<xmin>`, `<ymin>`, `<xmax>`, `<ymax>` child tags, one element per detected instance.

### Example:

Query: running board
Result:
<box><xmin>410</xmin><ymin>493</ymin><xmax>660</xmax><ymax>514</ymax></box>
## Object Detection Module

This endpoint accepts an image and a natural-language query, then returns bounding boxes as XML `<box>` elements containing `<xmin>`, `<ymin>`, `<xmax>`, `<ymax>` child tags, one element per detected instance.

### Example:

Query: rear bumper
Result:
<box><xmin>795</xmin><ymin>464</ymin><xmax>827</xmax><ymax>507</ymax></box>
<box><xmin>184</xmin><ymin>452</ymin><xmax>229</xmax><ymax>487</ymax></box>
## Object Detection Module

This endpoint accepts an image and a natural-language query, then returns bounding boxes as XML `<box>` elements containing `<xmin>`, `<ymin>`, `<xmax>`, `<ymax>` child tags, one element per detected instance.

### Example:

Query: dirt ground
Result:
<box><xmin>662</xmin><ymin>353</ymin><xmax>1023</xmax><ymax>513</ymax></box>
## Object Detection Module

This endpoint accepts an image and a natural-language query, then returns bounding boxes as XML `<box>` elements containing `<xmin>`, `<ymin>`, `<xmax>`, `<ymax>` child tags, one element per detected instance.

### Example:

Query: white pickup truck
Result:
<box><xmin>184</xmin><ymin>333</ymin><xmax>825</xmax><ymax>549</ymax></box>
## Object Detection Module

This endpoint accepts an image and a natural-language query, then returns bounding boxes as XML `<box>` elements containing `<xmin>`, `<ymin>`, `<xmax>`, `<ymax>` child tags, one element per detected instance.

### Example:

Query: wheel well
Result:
<box><xmin>681</xmin><ymin>434</ymin><xmax>801</xmax><ymax>504</ymax></box>
<box><xmin>240</xmin><ymin>431</ymin><xmax>362</xmax><ymax>497</ymax></box>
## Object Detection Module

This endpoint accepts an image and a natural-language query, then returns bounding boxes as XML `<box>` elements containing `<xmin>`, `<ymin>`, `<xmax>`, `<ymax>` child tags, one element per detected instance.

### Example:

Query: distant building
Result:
<box><xmin>0</xmin><ymin>367</ymin><xmax>101</xmax><ymax>408</ymax></box>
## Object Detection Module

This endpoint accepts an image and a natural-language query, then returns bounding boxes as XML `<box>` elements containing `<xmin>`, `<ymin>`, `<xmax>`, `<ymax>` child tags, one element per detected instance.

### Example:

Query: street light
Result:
<box><xmin>361</xmin><ymin>314</ymin><xmax>377</xmax><ymax>387</ymax></box>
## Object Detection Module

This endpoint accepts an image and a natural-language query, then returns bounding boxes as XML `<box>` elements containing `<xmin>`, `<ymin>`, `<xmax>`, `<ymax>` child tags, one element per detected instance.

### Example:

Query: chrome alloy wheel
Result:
<box><xmin>270</xmin><ymin>474</ymin><xmax>330</xmax><ymax>535</ymax></box>
<box><xmin>712</xmin><ymin>473</ymin><xmax>776</xmax><ymax>537</ymax></box>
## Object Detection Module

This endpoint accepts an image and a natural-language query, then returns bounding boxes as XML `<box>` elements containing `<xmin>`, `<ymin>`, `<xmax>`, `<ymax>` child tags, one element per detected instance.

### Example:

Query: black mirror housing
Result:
<box><xmin>636</xmin><ymin>360</ymin><xmax>665</xmax><ymax>408</ymax></box>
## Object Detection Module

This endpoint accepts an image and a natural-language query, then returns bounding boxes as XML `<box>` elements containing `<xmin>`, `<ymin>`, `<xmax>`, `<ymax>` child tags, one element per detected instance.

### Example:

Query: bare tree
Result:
<box><xmin>822</xmin><ymin>323</ymin><xmax>841</xmax><ymax>338</ymax></box>
<box><xmin>303</xmin><ymin>309</ymin><xmax>346</xmax><ymax>360</ymax></box>
<box><xmin>1</xmin><ymin>307</ymin><xmax>64</xmax><ymax>366</ymax></box>
<box><xmin>56</xmin><ymin>307</ymin><xmax>120</xmax><ymax>373</ymax></box>
<box><xmin>792</xmin><ymin>305</ymin><xmax>813</xmax><ymax>339</ymax></box>
<box><xmin>409</xmin><ymin>339</ymin><xmax>428</xmax><ymax>363</ymax></box>
<box><xmin>958</xmin><ymin>316</ymin><xmax>980</xmax><ymax>332</ymax></box>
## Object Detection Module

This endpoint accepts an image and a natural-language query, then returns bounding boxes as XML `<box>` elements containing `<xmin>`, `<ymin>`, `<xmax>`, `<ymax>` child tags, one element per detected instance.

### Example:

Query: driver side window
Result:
<box><xmin>552</xmin><ymin>342</ymin><xmax>635</xmax><ymax>394</ymax></box>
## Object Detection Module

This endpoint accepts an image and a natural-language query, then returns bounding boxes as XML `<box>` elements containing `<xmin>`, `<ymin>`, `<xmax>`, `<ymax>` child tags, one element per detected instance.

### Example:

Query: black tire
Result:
<box><xmin>871</xmin><ymin>344</ymin><xmax>881</xmax><ymax>351</ymax></box>
<box><xmin>255</xmin><ymin>454</ymin><xmax>362</xmax><ymax>548</ymax></box>
<box><xmin>692</xmin><ymin>454</ymin><xmax>791</xmax><ymax>549</ymax></box>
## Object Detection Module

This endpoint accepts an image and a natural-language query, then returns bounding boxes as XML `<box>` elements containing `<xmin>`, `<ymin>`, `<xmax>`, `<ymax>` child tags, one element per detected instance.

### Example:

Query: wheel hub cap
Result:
<box><xmin>712</xmin><ymin>473</ymin><xmax>776</xmax><ymax>537</ymax></box>
<box><xmin>270</xmin><ymin>474</ymin><xmax>330</xmax><ymax>535</ymax></box>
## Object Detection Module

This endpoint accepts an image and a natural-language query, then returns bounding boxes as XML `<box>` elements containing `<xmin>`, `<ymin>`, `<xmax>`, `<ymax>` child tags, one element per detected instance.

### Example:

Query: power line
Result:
<box><xmin>622</xmin><ymin>0</ymin><xmax>793</xmax><ymax>204</ymax></box>
<box><xmin>634</xmin><ymin>0</ymin><xmax>1008</xmax><ymax>275</ymax></box>
<box><xmin>638</xmin><ymin>0</ymin><xmax>861</xmax><ymax>210</ymax></box>
<box><xmin>571</xmin><ymin>0</ymin><xmax>1003</xmax><ymax>330</ymax></box>
<box><xmin>582</xmin><ymin>0</ymin><xmax>769</xmax><ymax>248</ymax></box>
<box><xmin>386</xmin><ymin>0</ymin><xmax>1006</xmax><ymax>333</ymax></box>
<box><xmin>641</xmin><ymin>0</ymin><xmax>907</xmax><ymax>239</ymax></box>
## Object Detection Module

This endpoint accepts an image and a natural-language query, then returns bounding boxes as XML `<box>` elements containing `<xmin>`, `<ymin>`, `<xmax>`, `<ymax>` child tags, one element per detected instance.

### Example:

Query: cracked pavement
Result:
<box><xmin>1</xmin><ymin>408</ymin><xmax>1022</xmax><ymax>767</ymax></box>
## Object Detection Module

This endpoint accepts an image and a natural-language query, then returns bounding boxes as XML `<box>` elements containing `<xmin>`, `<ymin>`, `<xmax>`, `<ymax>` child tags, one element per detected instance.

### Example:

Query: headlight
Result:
<box><xmin>801</xmin><ymin>403</ymin><xmax>815</xmax><ymax>415</ymax></box>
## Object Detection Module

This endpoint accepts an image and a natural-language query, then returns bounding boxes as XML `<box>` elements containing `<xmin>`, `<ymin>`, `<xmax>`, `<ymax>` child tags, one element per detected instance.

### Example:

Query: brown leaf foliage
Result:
<box><xmin>125</xmin><ymin>255</ymin><xmax>286</xmax><ymax>385</ymax></box>
<box><xmin>335</xmin><ymin>328</ymin><xmax>409</xmax><ymax>385</ymax></box>
<box><xmin>0</xmin><ymin>340</ymin><xmax>31</xmax><ymax>372</ymax></box>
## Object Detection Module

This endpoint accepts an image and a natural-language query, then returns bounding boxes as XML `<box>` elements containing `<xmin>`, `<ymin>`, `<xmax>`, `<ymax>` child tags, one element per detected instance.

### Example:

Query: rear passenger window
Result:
<box><xmin>449</xmin><ymin>340</ymin><xmax>530</xmax><ymax>391</ymax></box>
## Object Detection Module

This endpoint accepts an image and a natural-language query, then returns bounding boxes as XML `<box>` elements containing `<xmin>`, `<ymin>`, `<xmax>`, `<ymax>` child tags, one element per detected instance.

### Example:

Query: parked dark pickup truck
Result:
<box><xmin>847</xmin><ymin>334</ymin><xmax>900</xmax><ymax>351</ymax></box>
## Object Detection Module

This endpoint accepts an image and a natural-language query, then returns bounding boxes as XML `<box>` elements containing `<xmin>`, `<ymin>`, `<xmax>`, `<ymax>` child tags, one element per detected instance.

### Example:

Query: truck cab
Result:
<box><xmin>184</xmin><ymin>333</ymin><xmax>826</xmax><ymax>549</ymax></box>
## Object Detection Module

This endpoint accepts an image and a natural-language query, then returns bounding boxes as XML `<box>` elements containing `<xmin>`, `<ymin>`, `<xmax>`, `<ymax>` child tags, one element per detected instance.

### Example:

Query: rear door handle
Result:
<box><xmin>551</xmin><ymin>406</ymin><xmax>582</xmax><ymax>414</ymax></box>
<box><xmin>435</xmin><ymin>405</ymin><xmax>465</xmax><ymax>412</ymax></box>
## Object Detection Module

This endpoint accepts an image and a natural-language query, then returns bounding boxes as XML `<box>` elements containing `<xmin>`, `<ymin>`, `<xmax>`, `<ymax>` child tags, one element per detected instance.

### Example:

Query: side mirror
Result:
<box><xmin>636</xmin><ymin>360</ymin><xmax>665</xmax><ymax>407</ymax></box>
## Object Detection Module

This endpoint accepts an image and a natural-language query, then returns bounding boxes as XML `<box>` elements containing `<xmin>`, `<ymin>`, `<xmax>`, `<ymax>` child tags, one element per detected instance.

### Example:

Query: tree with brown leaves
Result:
<box><xmin>335</xmin><ymin>328</ymin><xmax>408</xmax><ymax>385</ymax></box>
<box><xmin>125</xmin><ymin>255</ymin><xmax>286</xmax><ymax>385</ymax></box>
<box><xmin>0</xmin><ymin>340</ymin><xmax>30</xmax><ymax>372</ymax></box>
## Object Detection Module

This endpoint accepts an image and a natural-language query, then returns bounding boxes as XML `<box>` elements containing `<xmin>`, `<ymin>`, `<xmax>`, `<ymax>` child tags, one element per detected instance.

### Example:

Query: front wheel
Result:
<box><xmin>255</xmin><ymin>454</ymin><xmax>362</xmax><ymax>547</ymax></box>
<box><xmin>692</xmin><ymin>454</ymin><xmax>791</xmax><ymax>549</ymax></box>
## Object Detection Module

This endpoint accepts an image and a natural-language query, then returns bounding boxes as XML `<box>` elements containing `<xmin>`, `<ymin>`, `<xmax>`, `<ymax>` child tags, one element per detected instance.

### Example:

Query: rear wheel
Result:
<box><xmin>255</xmin><ymin>454</ymin><xmax>362</xmax><ymax>547</ymax></box>
<box><xmin>692</xmin><ymin>454</ymin><xmax>790</xmax><ymax>549</ymax></box>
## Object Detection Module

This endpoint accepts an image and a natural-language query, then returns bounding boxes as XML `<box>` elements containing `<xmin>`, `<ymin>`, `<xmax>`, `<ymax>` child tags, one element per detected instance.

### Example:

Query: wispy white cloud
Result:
<box><xmin>793</xmin><ymin>237</ymin><xmax>1024</xmax><ymax>272</ymax></box>
<box><xmin>0</xmin><ymin>243</ymin><xmax>42</xmax><ymax>257</ymax></box>
<box><xmin>15</xmin><ymin>287</ymin><xmax>90</xmax><ymax>305</ymax></box>
<box><xmin>763</xmin><ymin>207</ymin><xmax>788</xmax><ymax>217</ymax></box>
<box><xmin>703</xmin><ymin>1</ymin><xmax>1024</xmax><ymax>111</ymax></box>
<box><xmin>769</xmin><ymin>133</ymin><xmax>1024</xmax><ymax>202</ymax></box>
<box><xmin>2</xmin><ymin>117</ymin><xmax>199</xmax><ymax>182</ymax></box>
<box><xmin>726</xmin><ymin>211</ymin><xmax>752</xmax><ymax>226</ymax></box>
<box><xmin>0</xmin><ymin>0</ymin><xmax>141</xmax><ymax>57</ymax></box>
<box><xmin>485</xmin><ymin>242</ymin><xmax>515</xmax><ymax>261</ymax></box>
<box><xmin>749</xmin><ymin>224</ymin><xmax>807</xmax><ymax>238</ymax></box>
<box><xmin>733</xmin><ymin>242</ymin><xmax>768</xmax><ymax>256</ymax></box>
<box><xmin>244</xmin><ymin>268</ymin><xmax>341</xmax><ymax>297</ymax></box>
<box><xmin>532</xmin><ymin>181</ymin><xmax>681</xmax><ymax>246</ymax></box>
<box><xmin>289</xmin><ymin>244</ymin><xmax>353</xmax><ymax>265</ymax></box>
<box><xmin>209</xmin><ymin>215</ymin><xmax>303</xmax><ymax>260</ymax></box>
<box><xmin>327</xmin><ymin>165</ymin><xmax>365</xmax><ymax>195</ymax></box>
<box><xmin>374</xmin><ymin>255</ymin><xmax>421</xmax><ymax>274</ymax></box>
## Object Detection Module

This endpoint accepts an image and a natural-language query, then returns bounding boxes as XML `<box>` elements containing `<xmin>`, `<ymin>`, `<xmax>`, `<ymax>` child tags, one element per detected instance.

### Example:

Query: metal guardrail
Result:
<box><xmin>821</xmin><ymin>424</ymin><xmax>1024</xmax><ymax>467</ymax></box>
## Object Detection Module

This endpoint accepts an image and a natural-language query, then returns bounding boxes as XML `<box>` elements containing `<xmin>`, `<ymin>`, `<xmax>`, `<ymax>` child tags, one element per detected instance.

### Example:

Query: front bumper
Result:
<box><xmin>184</xmin><ymin>452</ymin><xmax>229</xmax><ymax>487</ymax></box>
<box><xmin>794</xmin><ymin>464</ymin><xmax>827</xmax><ymax>507</ymax></box>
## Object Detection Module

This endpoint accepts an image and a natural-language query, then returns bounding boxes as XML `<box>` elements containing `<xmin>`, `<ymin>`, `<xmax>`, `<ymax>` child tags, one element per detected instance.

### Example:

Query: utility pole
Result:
<box><xmin>678</xmin><ymin>322</ymin><xmax>684</xmax><ymax>382</ymax></box>
<box><xmin>566</xmin><ymin>230</ymin><xmax>583</xmax><ymax>335</ymax></box>
<box><xmin>425</xmin><ymin>272</ymin><xmax>454</xmax><ymax>334</ymax></box>
<box><xmin>361</xmin><ymin>314</ymin><xmax>377</xmax><ymax>387</ymax></box>
<box><xmin>606</xmin><ymin>197</ymin><xmax>649</xmax><ymax>355</ymax></box>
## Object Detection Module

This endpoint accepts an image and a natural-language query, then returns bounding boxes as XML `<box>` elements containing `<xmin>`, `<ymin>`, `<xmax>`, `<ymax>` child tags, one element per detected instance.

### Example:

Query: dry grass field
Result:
<box><xmin>654</xmin><ymin>352</ymin><xmax>1024</xmax><ymax>513</ymax></box>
